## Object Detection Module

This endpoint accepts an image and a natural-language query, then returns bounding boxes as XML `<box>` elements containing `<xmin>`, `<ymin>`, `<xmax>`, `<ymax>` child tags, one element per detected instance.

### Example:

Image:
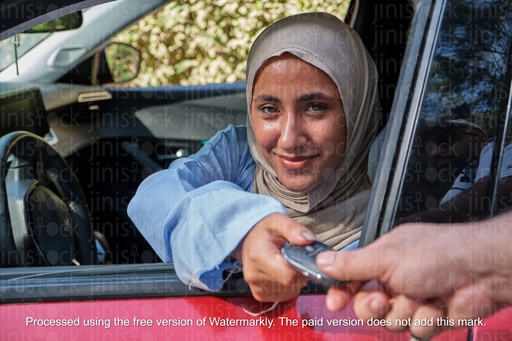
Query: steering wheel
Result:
<box><xmin>0</xmin><ymin>132</ymin><xmax>97</xmax><ymax>266</ymax></box>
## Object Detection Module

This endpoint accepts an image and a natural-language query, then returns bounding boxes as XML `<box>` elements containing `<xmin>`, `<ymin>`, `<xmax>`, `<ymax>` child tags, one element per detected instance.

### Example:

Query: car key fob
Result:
<box><xmin>281</xmin><ymin>241</ymin><xmax>347</xmax><ymax>288</ymax></box>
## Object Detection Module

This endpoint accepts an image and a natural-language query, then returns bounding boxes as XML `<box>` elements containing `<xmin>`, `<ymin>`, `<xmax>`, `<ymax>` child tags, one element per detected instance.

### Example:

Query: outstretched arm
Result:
<box><xmin>128</xmin><ymin>125</ymin><xmax>313</xmax><ymax>299</ymax></box>
<box><xmin>317</xmin><ymin>211</ymin><xmax>512</xmax><ymax>338</ymax></box>
<box><xmin>128</xmin><ymin>125</ymin><xmax>284</xmax><ymax>290</ymax></box>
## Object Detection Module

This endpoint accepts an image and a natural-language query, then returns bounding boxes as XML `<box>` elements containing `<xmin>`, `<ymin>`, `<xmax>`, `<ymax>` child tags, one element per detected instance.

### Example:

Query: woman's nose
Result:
<box><xmin>278</xmin><ymin>112</ymin><xmax>307</xmax><ymax>150</ymax></box>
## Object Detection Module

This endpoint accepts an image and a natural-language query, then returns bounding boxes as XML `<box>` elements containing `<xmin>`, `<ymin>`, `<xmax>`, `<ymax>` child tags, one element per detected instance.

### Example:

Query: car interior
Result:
<box><xmin>0</xmin><ymin>0</ymin><xmax>415</xmax><ymax>269</ymax></box>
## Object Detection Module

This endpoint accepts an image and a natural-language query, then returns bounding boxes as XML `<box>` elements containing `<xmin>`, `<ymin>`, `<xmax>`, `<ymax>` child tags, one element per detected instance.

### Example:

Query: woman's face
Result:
<box><xmin>251</xmin><ymin>53</ymin><xmax>347</xmax><ymax>192</ymax></box>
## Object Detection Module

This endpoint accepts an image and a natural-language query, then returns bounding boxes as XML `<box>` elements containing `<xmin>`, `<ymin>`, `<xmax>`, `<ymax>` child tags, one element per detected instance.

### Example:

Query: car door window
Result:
<box><xmin>394</xmin><ymin>0</ymin><xmax>512</xmax><ymax>223</ymax></box>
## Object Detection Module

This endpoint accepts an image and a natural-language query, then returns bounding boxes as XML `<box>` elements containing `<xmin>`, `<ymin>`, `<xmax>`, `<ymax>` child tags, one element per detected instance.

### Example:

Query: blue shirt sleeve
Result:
<box><xmin>127</xmin><ymin>125</ymin><xmax>286</xmax><ymax>291</ymax></box>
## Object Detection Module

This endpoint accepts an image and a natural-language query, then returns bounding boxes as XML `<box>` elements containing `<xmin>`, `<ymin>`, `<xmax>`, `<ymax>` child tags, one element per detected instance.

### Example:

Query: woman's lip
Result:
<box><xmin>276</xmin><ymin>154</ymin><xmax>317</xmax><ymax>170</ymax></box>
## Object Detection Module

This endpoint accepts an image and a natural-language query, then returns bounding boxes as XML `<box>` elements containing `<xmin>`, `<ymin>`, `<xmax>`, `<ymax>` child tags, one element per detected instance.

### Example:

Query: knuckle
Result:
<box><xmin>243</xmin><ymin>272</ymin><xmax>258</xmax><ymax>286</ymax></box>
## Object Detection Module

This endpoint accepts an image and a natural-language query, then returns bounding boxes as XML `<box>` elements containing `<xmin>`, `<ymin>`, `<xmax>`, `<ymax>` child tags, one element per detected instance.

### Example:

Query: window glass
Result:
<box><xmin>395</xmin><ymin>0</ymin><xmax>512</xmax><ymax>223</ymax></box>
<box><xmin>0</xmin><ymin>33</ymin><xmax>51</xmax><ymax>72</ymax></box>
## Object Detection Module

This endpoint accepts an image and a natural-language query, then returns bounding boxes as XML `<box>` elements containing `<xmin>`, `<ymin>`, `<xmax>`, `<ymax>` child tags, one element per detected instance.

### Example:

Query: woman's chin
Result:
<box><xmin>279</xmin><ymin>177</ymin><xmax>320</xmax><ymax>193</ymax></box>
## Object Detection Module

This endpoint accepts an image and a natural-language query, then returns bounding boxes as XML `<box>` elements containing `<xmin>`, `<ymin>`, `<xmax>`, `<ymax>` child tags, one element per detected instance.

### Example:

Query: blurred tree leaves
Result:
<box><xmin>26</xmin><ymin>12</ymin><xmax>83</xmax><ymax>33</ymax></box>
<box><xmin>113</xmin><ymin>0</ymin><xmax>350</xmax><ymax>86</ymax></box>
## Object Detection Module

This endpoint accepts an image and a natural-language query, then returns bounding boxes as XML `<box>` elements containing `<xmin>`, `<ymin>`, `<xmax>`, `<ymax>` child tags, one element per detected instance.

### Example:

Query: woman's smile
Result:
<box><xmin>274</xmin><ymin>152</ymin><xmax>318</xmax><ymax>171</ymax></box>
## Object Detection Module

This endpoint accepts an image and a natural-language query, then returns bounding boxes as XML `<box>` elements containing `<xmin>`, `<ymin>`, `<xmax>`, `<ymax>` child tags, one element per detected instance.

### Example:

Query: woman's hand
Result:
<box><xmin>239</xmin><ymin>213</ymin><xmax>316</xmax><ymax>302</ymax></box>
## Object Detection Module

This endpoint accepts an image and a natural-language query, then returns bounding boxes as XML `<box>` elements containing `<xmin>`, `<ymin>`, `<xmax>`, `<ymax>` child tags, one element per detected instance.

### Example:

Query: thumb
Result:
<box><xmin>316</xmin><ymin>248</ymin><xmax>387</xmax><ymax>282</ymax></box>
<box><xmin>265</xmin><ymin>213</ymin><xmax>316</xmax><ymax>246</ymax></box>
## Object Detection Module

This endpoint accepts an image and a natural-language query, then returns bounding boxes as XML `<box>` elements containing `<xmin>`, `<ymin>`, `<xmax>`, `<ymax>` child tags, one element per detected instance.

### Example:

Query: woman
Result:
<box><xmin>128</xmin><ymin>12</ymin><xmax>380</xmax><ymax>302</ymax></box>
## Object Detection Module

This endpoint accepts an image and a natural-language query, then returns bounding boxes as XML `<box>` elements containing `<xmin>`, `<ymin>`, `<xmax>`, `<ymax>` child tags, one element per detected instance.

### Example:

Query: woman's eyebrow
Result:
<box><xmin>254</xmin><ymin>92</ymin><xmax>334</xmax><ymax>103</ymax></box>
<box><xmin>299</xmin><ymin>92</ymin><xmax>334</xmax><ymax>101</ymax></box>
<box><xmin>253</xmin><ymin>94</ymin><xmax>281</xmax><ymax>103</ymax></box>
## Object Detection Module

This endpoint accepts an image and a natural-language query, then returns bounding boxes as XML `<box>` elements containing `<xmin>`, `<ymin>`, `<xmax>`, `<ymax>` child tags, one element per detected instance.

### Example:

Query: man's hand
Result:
<box><xmin>316</xmin><ymin>219</ymin><xmax>512</xmax><ymax>339</ymax></box>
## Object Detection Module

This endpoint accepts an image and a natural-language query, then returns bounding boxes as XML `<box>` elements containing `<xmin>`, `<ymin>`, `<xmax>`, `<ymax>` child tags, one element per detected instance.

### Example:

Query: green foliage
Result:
<box><xmin>113</xmin><ymin>0</ymin><xmax>350</xmax><ymax>86</ymax></box>
<box><xmin>27</xmin><ymin>12</ymin><xmax>82</xmax><ymax>33</ymax></box>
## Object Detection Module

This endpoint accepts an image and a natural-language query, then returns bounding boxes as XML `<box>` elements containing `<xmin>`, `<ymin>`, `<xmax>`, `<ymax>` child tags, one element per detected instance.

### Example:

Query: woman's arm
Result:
<box><xmin>128</xmin><ymin>125</ymin><xmax>287</xmax><ymax>291</ymax></box>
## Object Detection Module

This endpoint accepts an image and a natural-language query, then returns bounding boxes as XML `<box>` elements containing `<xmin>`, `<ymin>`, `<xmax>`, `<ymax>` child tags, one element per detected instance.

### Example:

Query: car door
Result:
<box><xmin>362</xmin><ymin>0</ymin><xmax>512</xmax><ymax>339</ymax></box>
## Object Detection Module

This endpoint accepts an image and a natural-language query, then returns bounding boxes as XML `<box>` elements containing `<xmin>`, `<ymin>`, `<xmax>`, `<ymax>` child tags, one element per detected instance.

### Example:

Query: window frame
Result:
<box><xmin>361</xmin><ymin>0</ymin><xmax>442</xmax><ymax>245</ymax></box>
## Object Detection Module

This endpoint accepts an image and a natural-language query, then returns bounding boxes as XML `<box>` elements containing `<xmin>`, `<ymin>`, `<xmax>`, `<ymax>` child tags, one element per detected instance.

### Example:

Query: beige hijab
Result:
<box><xmin>246</xmin><ymin>12</ymin><xmax>381</xmax><ymax>249</ymax></box>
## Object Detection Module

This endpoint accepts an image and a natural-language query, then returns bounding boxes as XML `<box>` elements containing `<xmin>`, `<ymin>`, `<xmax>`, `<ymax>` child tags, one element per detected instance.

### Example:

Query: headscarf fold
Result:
<box><xmin>246</xmin><ymin>12</ymin><xmax>380</xmax><ymax>249</ymax></box>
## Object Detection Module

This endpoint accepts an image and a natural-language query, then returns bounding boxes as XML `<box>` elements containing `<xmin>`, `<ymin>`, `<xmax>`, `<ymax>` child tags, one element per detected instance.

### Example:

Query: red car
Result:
<box><xmin>1</xmin><ymin>0</ymin><xmax>512</xmax><ymax>339</ymax></box>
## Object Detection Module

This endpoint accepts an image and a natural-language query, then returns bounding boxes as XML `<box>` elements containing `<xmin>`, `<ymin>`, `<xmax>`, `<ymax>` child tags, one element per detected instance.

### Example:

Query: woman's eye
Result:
<box><xmin>307</xmin><ymin>103</ymin><xmax>328</xmax><ymax>113</ymax></box>
<box><xmin>259</xmin><ymin>105</ymin><xmax>280</xmax><ymax>115</ymax></box>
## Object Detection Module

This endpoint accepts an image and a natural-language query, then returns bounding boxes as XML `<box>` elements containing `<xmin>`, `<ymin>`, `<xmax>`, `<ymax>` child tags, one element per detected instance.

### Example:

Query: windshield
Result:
<box><xmin>0</xmin><ymin>33</ymin><xmax>51</xmax><ymax>72</ymax></box>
